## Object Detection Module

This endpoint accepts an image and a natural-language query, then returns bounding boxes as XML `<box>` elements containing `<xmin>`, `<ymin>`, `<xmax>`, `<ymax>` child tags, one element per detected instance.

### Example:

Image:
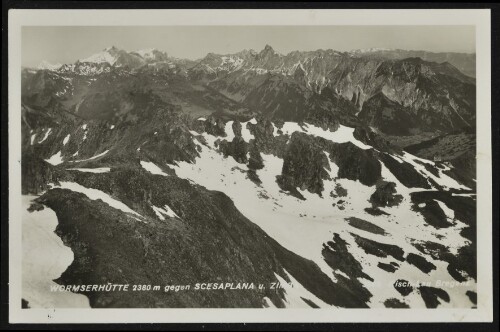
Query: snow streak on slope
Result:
<box><xmin>71</xmin><ymin>150</ymin><xmax>109</xmax><ymax>163</ymax></box>
<box><xmin>140</xmin><ymin>161</ymin><xmax>169</xmax><ymax>176</ymax></box>
<box><xmin>22</xmin><ymin>196</ymin><xmax>90</xmax><ymax>308</ymax></box>
<box><xmin>50</xmin><ymin>181</ymin><xmax>142</xmax><ymax>217</ymax></box>
<box><xmin>151</xmin><ymin>204</ymin><xmax>179</xmax><ymax>220</ymax></box>
<box><xmin>302</xmin><ymin>123</ymin><xmax>371</xmax><ymax>149</ymax></box>
<box><xmin>38</xmin><ymin>128</ymin><xmax>52</xmax><ymax>143</ymax></box>
<box><xmin>173</xmin><ymin>122</ymin><xmax>476</xmax><ymax>308</ymax></box>
<box><xmin>63</xmin><ymin>134</ymin><xmax>70</xmax><ymax>145</ymax></box>
<box><xmin>67</xmin><ymin>167</ymin><xmax>111</xmax><ymax>173</ymax></box>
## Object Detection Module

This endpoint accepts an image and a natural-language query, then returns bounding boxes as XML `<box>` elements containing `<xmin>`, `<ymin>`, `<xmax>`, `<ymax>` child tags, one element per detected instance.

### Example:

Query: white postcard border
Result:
<box><xmin>8</xmin><ymin>8</ymin><xmax>492</xmax><ymax>323</ymax></box>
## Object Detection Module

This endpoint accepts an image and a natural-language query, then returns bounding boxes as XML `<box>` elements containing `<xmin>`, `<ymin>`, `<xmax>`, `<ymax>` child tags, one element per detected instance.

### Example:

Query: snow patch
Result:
<box><xmin>52</xmin><ymin>182</ymin><xmax>142</xmax><ymax>217</ymax></box>
<box><xmin>45</xmin><ymin>151</ymin><xmax>64</xmax><ymax>166</ymax></box>
<box><xmin>262</xmin><ymin>297</ymin><xmax>276</xmax><ymax>308</ymax></box>
<box><xmin>22</xmin><ymin>196</ymin><xmax>90</xmax><ymax>308</ymax></box>
<box><xmin>71</xmin><ymin>150</ymin><xmax>109</xmax><ymax>163</ymax></box>
<box><xmin>38</xmin><ymin>128</ymin><xmax>52</xmax><ymax>144</ymax></box>
<box><xmin>140</xmin><ymin>161</ymin><xmax>169</xmax><ymax>177</ymax></box>
<box><xmin>67</xmin><ymin>167</ymin><xmax>110</xmax><ymax>173</ymax></box>
<box><xmin>152</xmin><ymin>204</ymin><xmax>179</xmax><ymax>220</ymax></box>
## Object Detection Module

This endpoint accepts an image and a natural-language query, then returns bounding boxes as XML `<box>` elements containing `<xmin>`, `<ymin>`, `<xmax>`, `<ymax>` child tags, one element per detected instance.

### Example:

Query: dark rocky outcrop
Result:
<box><xmin>247</xmin><ymin>118</ymin><xmax>288</xmax><ymax>158</ymax></box>
<box><xmin>327</xmin><ymin>143</ymin><xmax>381</xmax><ymax>186</ymax></box>
<box><xmin>196</xmin><ymin>116</ymin><xmax>227</xmax><ymax>137</ymax></box>
<box><xmin>394</xmin><ymin>279</ymin><xmax>413</xmax><ymax>296</ymax></box>
<box><xmin>411</xmin><ymin>240</ymin><xmax>476</xmax><ymax>282</ymax></box>
<box><xmin>219</xmin><ymin>136</ymin><xmax>248</xmax><ymax>164</ymax></box>
<box><xmin>22</xmin><ymin>152</ymin><xmax>58</xmax><ymax>195</ymax></box>
<box><xmin>377</xmin><ymin>262</ymin><xmax>397</xmax><ymax>273</ymax></box>
<box><xmin>406</xmin><ymin>253</ymin><xmax>436</xmax><ymax>274</ymax></box>
<box><xmin>411</xmin><ymin>191</ymin><xmax>476</xmax><ymax>236</ymax></box>
<box><xmin>383</xmin><ymin>298</ymin><xmax>410</xmax><ymax>308</ymax></box>
<box><xmin>247</xmin><ymin>144</ymin><xmax>264</xmax><ymax>171</ymax></box>
<box><xmin>351</xmin><ymin>233</ymin><xmax>405</xmax><ymax>261</ymax></box>
<box><xmin>246</xmin><ymin>143</ymin><xmax>265</xmax><ymax>185</ymax></box>
<box><xmin>379</xmin><ymin>153</ymin><xmax>431</xmax><ymax>189</ymax></box>
<box><xmin>276</xmin><ymin>132</ymin><xmax>331</xmax><ymax>198</ymax></box>
<box><xmin>418</xmin><ymin>286</ymin><xmax>450</xmax><ymax>308</ymax></box>
<box><xmin>322</xmin><ymin>234</ymin><xmax>372</xmax><ymax>307</ymax></box>
<box><xmin>330</xmin><ymin>183</ymin><xmax>347</xmax><ymax>198</ymax></box>
<box><xmin>466</xmin><ymin>290</ymin><xmax>477</xmax><ymax>305</ymax></box>
<box><xmin>345</xmin><ymin>217</ymin><xmax>387</xmax><ymax>236</ymax></box>
<box><xmin>411</xmin><ymin>198</ymin><xmax>451</xmax><ymax>229</ymax></box>
<box><xmin>364</xmin><ymin>207</ymin><xmax>390</xmax><ymax>216</ymax></box>
<box><xmin>369</xmin><ymin>180</ymin><xmax>403</xmax><ymax>208</ymax></box>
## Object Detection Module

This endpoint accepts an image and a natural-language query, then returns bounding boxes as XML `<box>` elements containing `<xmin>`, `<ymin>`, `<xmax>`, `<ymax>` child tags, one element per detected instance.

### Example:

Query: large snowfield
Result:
<box><xmin>174</xmin><ymin>119</ymin><xmax>476</xmax><ymax>308</ymax></box>
<box><xmin>22</xmin><ymin>196</ymin><xmax>90</xmax><ymax>308</ymax></box>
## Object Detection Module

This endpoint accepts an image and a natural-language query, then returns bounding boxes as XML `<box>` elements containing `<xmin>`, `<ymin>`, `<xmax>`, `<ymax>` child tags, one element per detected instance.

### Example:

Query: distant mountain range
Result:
<box><xmin>25</xmin><ymin>45</ymin><xmax>476</xmax><ymax>137</ymax></box>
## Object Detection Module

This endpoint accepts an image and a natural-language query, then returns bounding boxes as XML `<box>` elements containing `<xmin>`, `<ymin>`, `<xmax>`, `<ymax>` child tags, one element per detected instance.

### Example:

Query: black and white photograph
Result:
<box><xmin>5</xmin><ymin>7</ymin><xmax>494</xmax><ymax>325</ymax></box>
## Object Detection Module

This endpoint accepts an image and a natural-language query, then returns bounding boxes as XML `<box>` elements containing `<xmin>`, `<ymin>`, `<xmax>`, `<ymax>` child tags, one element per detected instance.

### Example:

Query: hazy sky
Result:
<box><xmin>22</xmin><ymin>25</ymin><xmax>475</xmax><ymax>67</ymax></box>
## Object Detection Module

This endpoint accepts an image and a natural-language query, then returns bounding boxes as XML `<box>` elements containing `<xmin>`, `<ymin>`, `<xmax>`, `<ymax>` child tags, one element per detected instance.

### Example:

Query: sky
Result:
<box><xmin>22</xmin><ymin>25</ymin><xmax>475</xmax><ymax>67</ymax></box>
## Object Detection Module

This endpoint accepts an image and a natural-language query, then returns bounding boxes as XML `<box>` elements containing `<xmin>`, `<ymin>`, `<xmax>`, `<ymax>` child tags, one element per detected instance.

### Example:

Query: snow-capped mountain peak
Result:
<box><xmin>80</xmin><ymin>47</ymin><xmax>119</xmax><ymax>65</ymax></box>
<box><xmin>134</xmin><ymin>48</ymin><xmax>169</xmax><ymax>62</ymax></box>
<box><xmin>37</xmin><ymin>60</ymin><xmax>62</xmax><ymax>71</ymax></box>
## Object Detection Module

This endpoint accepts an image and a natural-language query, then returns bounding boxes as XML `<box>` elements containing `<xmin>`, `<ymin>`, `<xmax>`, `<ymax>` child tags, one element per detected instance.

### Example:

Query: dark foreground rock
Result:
<box><xmin>38</xmin><ymin>168</ymin><xmax>373</xmax><ymax>308</ymax></box>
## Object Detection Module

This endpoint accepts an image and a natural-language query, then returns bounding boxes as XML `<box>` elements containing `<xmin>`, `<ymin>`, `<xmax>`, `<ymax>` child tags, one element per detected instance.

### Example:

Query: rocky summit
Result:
<box><xmin>21</xmin><ymin>45</ymin><xmax>476</xmax><ymax>309</ymax></box>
